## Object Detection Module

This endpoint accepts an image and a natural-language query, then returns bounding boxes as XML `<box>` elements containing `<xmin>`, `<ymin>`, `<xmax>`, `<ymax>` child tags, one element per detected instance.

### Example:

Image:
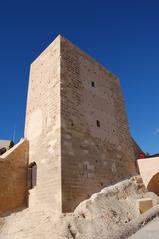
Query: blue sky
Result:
<box><xmin>0</xmin><ymin>0</ymin><xmax>159</xmax><ymax>154</ymax></box>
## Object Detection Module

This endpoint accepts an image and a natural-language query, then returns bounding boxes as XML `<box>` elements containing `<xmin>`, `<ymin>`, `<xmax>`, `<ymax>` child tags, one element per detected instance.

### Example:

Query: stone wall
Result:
<box><xmin>60</xmin><ymin>36</ymin><xmax>137</xmax><ymax>212</ymax></box>
<box><xmin>0</xmin><ymin>139</ymin><xmax>29</xmax><ymax>216</ymax></box>
<box><xmin>24</xmin><ymin>36</ymin><xmax>61</xmax><ymax>212</ymax></box>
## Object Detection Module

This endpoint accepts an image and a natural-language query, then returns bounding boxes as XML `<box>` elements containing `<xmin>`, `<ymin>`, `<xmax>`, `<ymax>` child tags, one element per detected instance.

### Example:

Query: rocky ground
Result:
<box><xmin>0</xmin><ymin>176</ymin><xmax>158</xmax><ymax>239</ymax></box>
<box><xmin>129</xmin><ymin>217</ymin><xmax>159</xmax><ymax>239</ymax></box>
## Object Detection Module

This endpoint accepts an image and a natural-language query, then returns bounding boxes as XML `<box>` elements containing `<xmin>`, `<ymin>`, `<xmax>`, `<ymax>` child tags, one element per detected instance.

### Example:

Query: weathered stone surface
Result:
<box><xmin>118</xmin><ymin>204</ymin><xmax>159</xmax><ymax>239</ymax></box>
<box><xmin>129</xmin><ymin>217</ymin><xmax>159</xmax><ymax>239</ymax></box>
<box><xmin>0</xmin><ymin>139</ymin><xmax>29</xmax><ymax>216</ymax></box>
<box><xmin>25</xmin><ymin>35</ymin><xmax>61</xmax><ymax>212</ymax></box>
<box><xmin>61</xmin><ymin>36</ymin><xmax>137</xmax><ymax>211</ymax></box>
<box><xmin>0</xmin><ymin>177</ymin><xmax>156</xmax><ymax>239</ymax></box>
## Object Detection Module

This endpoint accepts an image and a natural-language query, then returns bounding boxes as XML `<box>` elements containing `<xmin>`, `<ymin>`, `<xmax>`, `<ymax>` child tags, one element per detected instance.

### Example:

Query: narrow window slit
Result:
<box><xmin>91</xmin><ymin>81</ymin><xmax>95</xmax><ymax>87</ymax></box>
<box><xmin>96</xmin><ymin>120</ymin><xmax>100</xmax><ymax>127</ymax></box>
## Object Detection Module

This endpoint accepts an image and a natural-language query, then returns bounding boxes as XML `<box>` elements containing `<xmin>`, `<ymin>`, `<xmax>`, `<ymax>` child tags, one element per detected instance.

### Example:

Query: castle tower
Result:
<box><xmin>25</xmin><ymin>35</ymin><xmax>136</xmax><ymax>213</ymax></box>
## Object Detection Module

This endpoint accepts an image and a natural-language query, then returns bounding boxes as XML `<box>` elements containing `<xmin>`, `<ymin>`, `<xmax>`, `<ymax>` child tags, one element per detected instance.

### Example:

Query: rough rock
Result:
<box><xmin>0</xmin><ymin>176</ymin><xmax>158</xmax><ymax>239</ymax></box>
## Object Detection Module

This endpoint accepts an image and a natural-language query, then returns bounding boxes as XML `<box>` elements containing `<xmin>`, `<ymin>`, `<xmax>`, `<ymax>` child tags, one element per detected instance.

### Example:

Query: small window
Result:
<box><xmin>91</xmin><ymin>81</ymin><xmax>95</xmax><ymax>87</ymax></box>
<box><xmin>96</xmin><ymin>120</ymin><xmax>100</xmax><ymax>127</ymax></box>
<box><xmin>28</xmin><ymin>162</ymin><xmax>37</xmax><ymax>190</ymax></box>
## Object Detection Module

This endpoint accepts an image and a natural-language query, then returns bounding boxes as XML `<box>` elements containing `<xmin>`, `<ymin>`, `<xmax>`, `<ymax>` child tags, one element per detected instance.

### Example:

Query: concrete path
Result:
<box><xmin>129</xmin><ymin>217</ymin><xmax>159</xmax><ymax>238</ymax></box>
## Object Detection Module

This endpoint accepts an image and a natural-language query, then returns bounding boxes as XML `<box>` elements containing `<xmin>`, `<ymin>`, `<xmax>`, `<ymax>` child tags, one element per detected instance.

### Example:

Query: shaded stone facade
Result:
<box><xmin>25</xmin><ymin>35</ymin><xmax>136</xmax><ymax>213</ymax></box>
<box><xmin>0</xmin><ymin>139</ymin><xmax>29</xmax><ymax>215</ymax></box>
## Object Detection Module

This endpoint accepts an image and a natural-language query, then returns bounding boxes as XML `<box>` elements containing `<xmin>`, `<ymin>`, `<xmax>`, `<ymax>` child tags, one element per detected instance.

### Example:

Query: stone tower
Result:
<box><xmin>25</xmin><ymin>35</ymin><xmax>136</xmax><ymax>213</ymax></box>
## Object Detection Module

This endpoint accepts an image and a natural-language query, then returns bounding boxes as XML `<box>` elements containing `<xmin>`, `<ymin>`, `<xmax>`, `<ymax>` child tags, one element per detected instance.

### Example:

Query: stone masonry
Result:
<box><xmin>25</xmin><ymin>35</ymin><xmax>137</xmax><ymax>213</ymax></box>
<box><xmin>0</xmin><ymin>139</ymin><xmax>29</xmax><ymax>215</ymax></box>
